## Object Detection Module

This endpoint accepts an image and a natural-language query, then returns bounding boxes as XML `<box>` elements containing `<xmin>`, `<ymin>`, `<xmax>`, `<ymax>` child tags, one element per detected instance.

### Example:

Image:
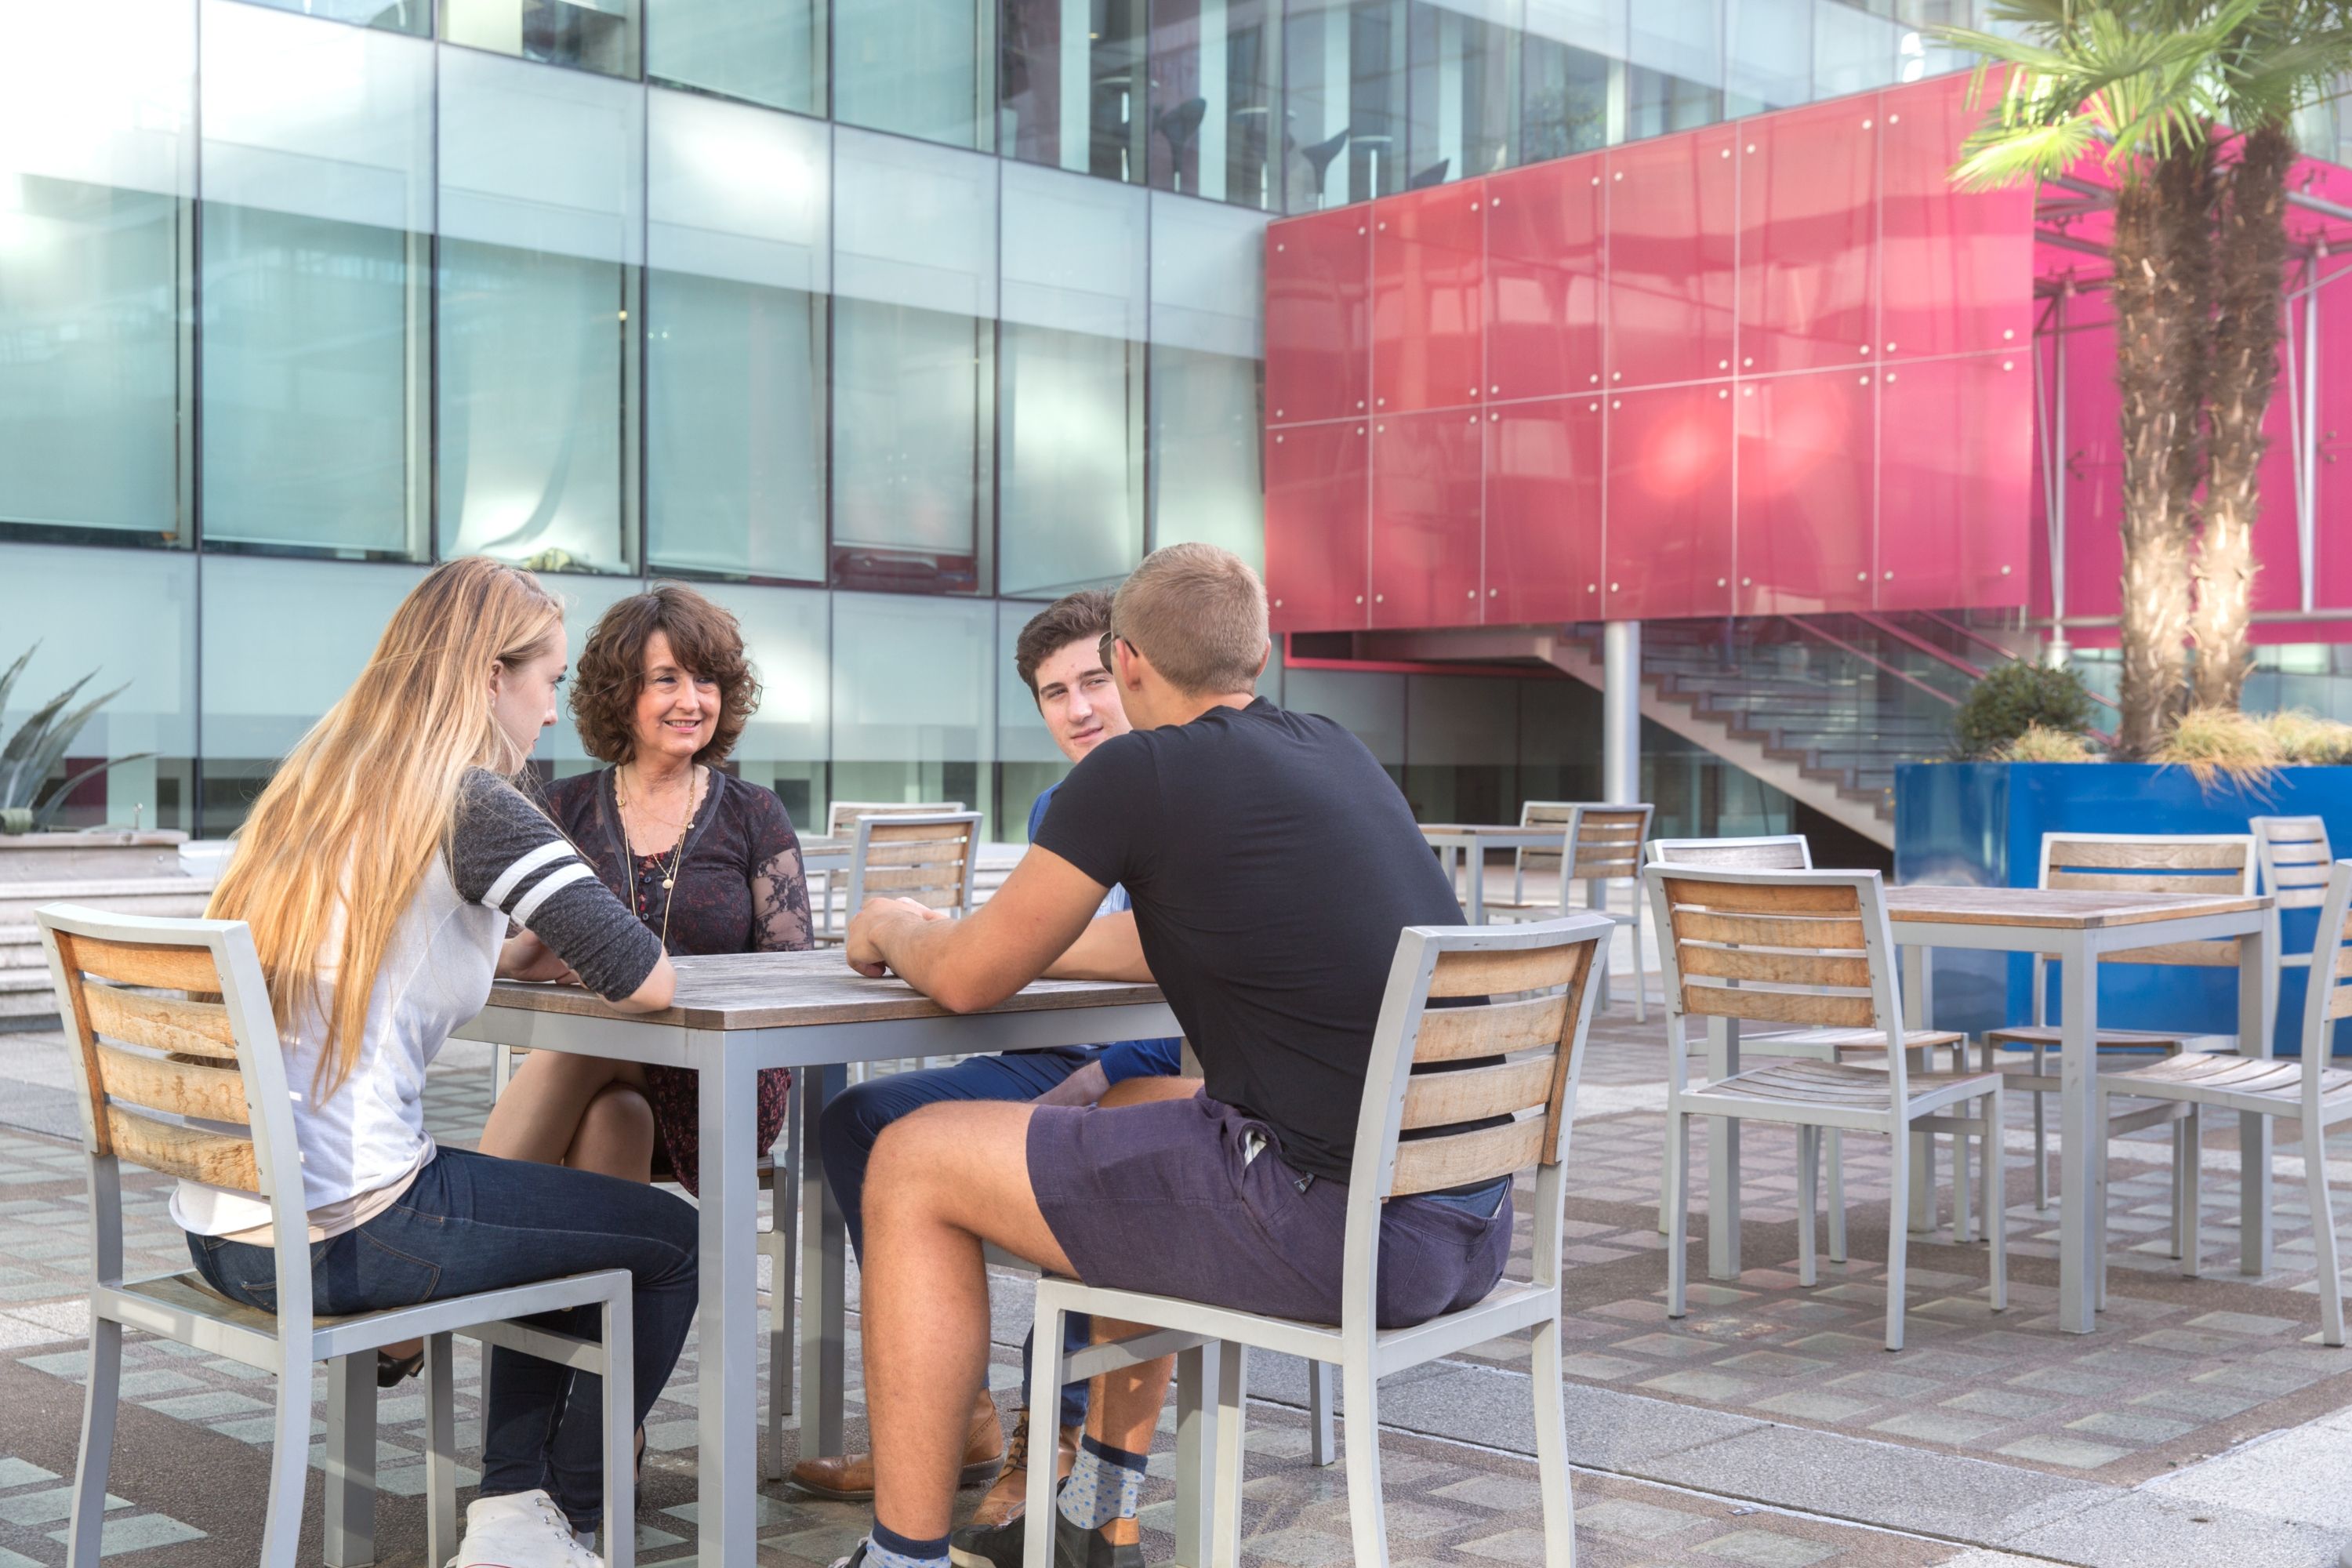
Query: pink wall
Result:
<box><xmin>1263</xmin><ymin>72</ymin><xmax>2036</xmax><ymax>634</ymax></box>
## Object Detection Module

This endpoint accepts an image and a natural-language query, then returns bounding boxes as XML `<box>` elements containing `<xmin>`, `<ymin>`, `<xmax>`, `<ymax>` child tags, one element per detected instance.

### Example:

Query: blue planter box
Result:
<box><xmin>1893</xmin><ymin>760</ymin><xmax>2352</xmax><ymax>1054</ymax></box>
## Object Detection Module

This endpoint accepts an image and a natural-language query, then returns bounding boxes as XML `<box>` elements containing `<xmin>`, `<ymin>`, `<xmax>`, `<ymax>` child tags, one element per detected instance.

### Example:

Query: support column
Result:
<box><xmin>1602</xmin><ymin>620</ymin><xmax>1641</xmax><ymax>804</ymax></box>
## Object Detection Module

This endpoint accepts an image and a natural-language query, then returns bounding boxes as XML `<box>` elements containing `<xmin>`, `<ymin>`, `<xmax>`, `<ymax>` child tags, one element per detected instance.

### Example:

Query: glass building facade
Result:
<box><xmin>3</xmin><ymin>0</ymin><xmax>2018</xmax><ymax>845</ymax></box>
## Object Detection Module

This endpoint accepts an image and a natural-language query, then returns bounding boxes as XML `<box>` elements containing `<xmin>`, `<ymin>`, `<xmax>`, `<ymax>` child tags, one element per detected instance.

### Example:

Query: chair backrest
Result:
<box><xmin>844</xmin><ymin>811</ymin><xmax>982</xmax><ymax>917</ymax></box>
<box><xmin>2253</xmin><ymin>815</ymin><xmax>2333</xmax><ymax>912</ymax></box>
<box><xmin>1642</xmin><ymin>865</ymin><xmax>1907</xmax><ymax>1096</ymax></box>
<box><xmin>1515</xmin><ymin>800</ymin><xmax>1582</xmax><ymax>877</ymax></box>
<box><xmin>2038</xmin><ymin>832</ymin><xmax>2259</xmax><ymax>967</ymax></box>
<box><xmin>1647</xmin><ymin>834</ymin><xmax>1813</xmax><ymax>870</ymax></box>
<box><xmin>1566</xmin><ymin>804</ymin><xmax>1653</xmax><ymax>885</ymax></box>
<box><xmin>1342</xmin><ymin>914</ymin><xmax>1613</xmax><ymax>1322</ymax></box>
<box><xmin>35</xmin><ymin>905</ymin><xmax>312</xmax><ymax>1316</ymax></box>
<box><xmin>2299</xmin><ymin>860</ymin><xmax>2352</xmax><ymax>1080</ymax></box>
<box><xmin>826</xmin><ymin>800</ymin><xmax>967</xmax><ymax>839</ymax></box>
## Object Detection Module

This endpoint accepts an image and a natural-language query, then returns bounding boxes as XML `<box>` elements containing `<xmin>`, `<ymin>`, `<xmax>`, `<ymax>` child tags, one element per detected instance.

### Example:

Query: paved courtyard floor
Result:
<box><xmin>2</xmin><ymin>996</ymin><xmax>2351</xmax><ymax>1566</ymax></box>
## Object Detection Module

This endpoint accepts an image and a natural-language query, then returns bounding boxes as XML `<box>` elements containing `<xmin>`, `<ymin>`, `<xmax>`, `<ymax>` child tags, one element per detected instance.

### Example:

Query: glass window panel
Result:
<box><xmin>441</xmin><ymin>0</ymin><xmax>640</xmax><ymax>78</ymax></box>
<box><xmin>201</xmin><ymin>1</ymin><xmax>433</xmax><ymax>232</ymax></box>
<box><xmin>230</xmin><ymin>0</ymin><xmax>430</xmax><ymax>31</ymax></box>
<box><xmin>198</xmin><ymin>556</ymin><xmax>424</xmax><ymax>833</ymax></box>
<box><xmin>646</xmin><ymin>274</ymin><xmax>826</xmax><ymax>583</ymax></box>
<box><xmin>1519</xmin><ymin>34</ymin><xmax>1611</xmax><ymax>163</ymax></box>
<box><xmin>645</xmin><ymin>0</ymin><xmax>822</xmax><ymax>114</ymax></box>
<box><xmin>835</xmin><ymin>0</ymin><xmax>990</xmax><ymax>149</ymax></box>
<box><xmin>437</xmin><ymin>45</ymin><xmax>644</xmax><ymax>267</ymax></box>
<box><xmin>0</xmin><ymin>543</ymin><xmax>196</xmax><ymax>833</ymax></box>
<box><xmin>831</xmin><ymin>593</ymin><xmax>997</xmax><ymax>840</ymax></box>
<box><xmin>199</xmin><ymin>5</ymin><xmax>430</xmax><ymax>557</ymax></box>
<box><xmin>1283</xmin><ymin>666</ymin><xmax>1405</xmax><ymax>768</ymax></box>
<box><xmin>1282</xmin><ymin>0</ymin><xmax>1410</xmax><ymax>209</ymax></box>
<box><xmin>1145</xmin><ymin>0</ymin><xmax>1278</xmax><ymax>208</ymax></box>
<box><xmin>1813</xmin><ymin>2</ymin><xmax>1899</xmax><ymax>96</ymax></box>
<box><xmin>1000</xmin><ymin>0</ymin><xmax>1148</xmax><ymax>180</ymax></box>
<box><xmin>703</xmin><ymin>582</ymin><xmax>829</xmax><ymax>828</ymax></box>
<box><xmin>648</xmin><ymin>89</ymin><xmax>829</xmax><ymax>292</ymax></box>
<box><xmin>0</xmin><ymin>0</ymin><xmax>192</xmax><ymax>544</ymax></box>
<box><xmin>438</xmin><ymin>240</ymin><xmax>639</xmax><ymax>574</ymax></box>
<box><xmin>1627</xmin><ymin>0</ymin><xmax>1720</xmax><ymax>94</ymax></box>
<box><xmin>1627</xmin><ymin>65</ymin><xmax>1722</xmax><ymax>138</ymax></box>
<box><xmin>1404</xmin><ymin>673</ymin><xmax>1517</xmax><ymax>821</ymax></box>
<box><xmin>1000</xmin><ymin>164</ymin><xmax>1147</xmax><ymax>337</ymax></box>
<box><xmin>1149</xmin><ymin>345</ymin><xmax>1263</xmax><ymax>571</ymax></box>
<box><xmin>1525</xmin><ymin>0</ymin><xmax>1625</xmax><ymax>68</ymax></box>
<box><xmin>830</xmin><ymin>299</ymin><xmax>993</xmax><ymax>593</ymax></box>
<box><xmin>1406</xmin><ymin>0</ymin><xmax>1519</xmax><ymax>187</ymax></box>
<box><xmin>1148</xmin><ymin>192</ymin><xmax>1266</xmax><ymax>358</ymax></box>
<box><xmin>832</xmin><ymin>129</ymin><xmax>999</xmax><ymax>318</ymax></box>
<box><xmin>1726</xmin><ymin>0</ymin><xmax>1812</xmax><ymax>111</ymax></box>
<box><xmin>998</xmin><ymin>324</ymin><xmax>1145</xmax><ymax>599</ymax></box>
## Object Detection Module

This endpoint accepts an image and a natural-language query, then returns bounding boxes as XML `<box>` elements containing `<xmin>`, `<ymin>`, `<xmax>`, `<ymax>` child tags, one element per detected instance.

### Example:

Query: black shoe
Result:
<box><xmin>948</xmin><ymin>1508</ymin><xmax>1143</xmax><ymax>1568</ymax></box>
<box><xmin>376</xmin><ymin>1348</ymin><xmax>424</xmax><ymax>1388</ymax></box>
<box><xmin>827</xmin><ymin>1544</ymin><xmax>870</xmax><ymax>1568</ymax></box>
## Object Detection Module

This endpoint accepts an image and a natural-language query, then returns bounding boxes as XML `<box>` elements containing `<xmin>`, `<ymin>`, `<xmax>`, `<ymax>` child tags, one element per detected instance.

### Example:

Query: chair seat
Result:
<box><xmin>1983</xmin><ymin>1025</ymin><xmax>2194</xmax><ymax>1051</ymax></box>
<box><xmin>1755</xmin><ymin>1026</ymin><xmax>1965</xmax><ymax>1056</ymax></box>
<box><xmin>1690</xmin><ymin>1057</ymin><xmax>1999</xmax><ymax>1113</ymax></box>
<box><xmin>2103</xmin><ymin>1052</ymin><xmax>2352</xmax><ymax>1113</ymax></box>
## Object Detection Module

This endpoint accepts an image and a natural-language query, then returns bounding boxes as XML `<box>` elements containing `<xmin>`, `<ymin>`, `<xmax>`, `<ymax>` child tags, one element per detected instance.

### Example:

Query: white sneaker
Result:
<box><xmin>446</xmin><ymin>1489</ymin><xmax>601</xmax><ymax>1568</ymax></box>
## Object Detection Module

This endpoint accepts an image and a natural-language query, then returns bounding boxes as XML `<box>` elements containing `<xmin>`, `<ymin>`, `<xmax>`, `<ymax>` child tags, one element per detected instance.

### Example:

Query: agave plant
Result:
<box><xmin>0</xmin><ymin>644</ymin><xmax>154</xmax><ymax>833</ymax></box>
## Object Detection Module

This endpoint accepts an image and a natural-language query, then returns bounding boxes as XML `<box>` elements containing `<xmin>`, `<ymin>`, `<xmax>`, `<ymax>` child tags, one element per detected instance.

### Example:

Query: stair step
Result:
<box><xmin>0</xmin><ymin>837</ymin><xmax>190</xmax><ymax>883</ymax></box>
<box><xmin>0</xmin><ymin>967</ymin><xmax>58</xmax><ymax>1018</ymax></box>
<box><xmin>0</xmin><ymin>878</ymin><xmax>216</xmax><ymax>929</ymax></box>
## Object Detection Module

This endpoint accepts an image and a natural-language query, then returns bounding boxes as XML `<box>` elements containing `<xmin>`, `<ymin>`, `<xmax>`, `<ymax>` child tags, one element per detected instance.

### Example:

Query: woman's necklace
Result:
<box><xmin>615</xmin><ymin>763</ymin><xmax>704</xmax><ymax>948</ymax></box>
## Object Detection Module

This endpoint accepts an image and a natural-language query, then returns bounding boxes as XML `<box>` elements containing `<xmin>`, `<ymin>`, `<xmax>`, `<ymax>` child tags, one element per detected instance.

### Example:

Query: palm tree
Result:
<box><xmin>2192</xmin><ymin>2</ymin><xmax>2352</xmax><ymax>707</ymax></box>
<box><xmin>1940</xmin><ymin>0</ymin><xmax>2251</xmax><ymax>754</ymax></box>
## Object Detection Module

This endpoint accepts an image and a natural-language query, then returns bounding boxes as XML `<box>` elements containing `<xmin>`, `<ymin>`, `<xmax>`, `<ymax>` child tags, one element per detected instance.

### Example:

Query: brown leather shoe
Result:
<box><xmin>964</xmin><ymin>1410</ymin><xmax>1082</xmax><ymax>1531</ymax></box>
<box><xmin>789</xmin><ymin>1385</ymin><xmax>1004</xmax><ymax>1501</ymax></box>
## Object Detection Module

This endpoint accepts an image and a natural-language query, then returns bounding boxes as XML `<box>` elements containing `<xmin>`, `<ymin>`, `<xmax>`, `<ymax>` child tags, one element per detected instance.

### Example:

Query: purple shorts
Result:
<box><xmin>1026</xmin><ymin>1092</ymin><xmax>1514</xmax><ymax>1330</ymax></box>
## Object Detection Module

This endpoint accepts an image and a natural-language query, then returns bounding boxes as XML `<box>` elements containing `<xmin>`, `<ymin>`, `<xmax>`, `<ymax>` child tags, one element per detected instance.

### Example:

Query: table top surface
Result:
<box><xmin>1885</xmin><ymin>885</ymin><xmax>2270</xmax><ymax>930</ymax></box>
<box><xmin>483</xmin><ymin>948</ymin><xmax>1165</xmax><ymax>1031</ymax></box>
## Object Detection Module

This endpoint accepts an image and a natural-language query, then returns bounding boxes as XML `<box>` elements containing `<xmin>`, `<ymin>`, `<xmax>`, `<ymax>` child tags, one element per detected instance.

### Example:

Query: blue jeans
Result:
<box><xmin>823</xmin><ymin>1047</ymin><xmax>1100</xmax><ymax>1428</ymax></box>
<box><xmin>187</xmin><ymin>1147</ymin><xmax>699</xmax><ymax>1531</ymax></box>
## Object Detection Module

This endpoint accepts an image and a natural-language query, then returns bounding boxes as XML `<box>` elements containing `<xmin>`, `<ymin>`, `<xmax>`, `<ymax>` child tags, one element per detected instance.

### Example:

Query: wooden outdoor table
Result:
<box><xmin>1418</xmin><ymin>824</ymin><xmax>1565</xmax><ymax>924</ymax></box>
<box><xmin>1697</xmin><ymin>885</ymin><xmax>2274</xmax><ymax>1334</ymax></box>
<box><xmin>456</xmin><ymin>951</ymin><xmax>1188</xmax><ymax>1568</ymax></box>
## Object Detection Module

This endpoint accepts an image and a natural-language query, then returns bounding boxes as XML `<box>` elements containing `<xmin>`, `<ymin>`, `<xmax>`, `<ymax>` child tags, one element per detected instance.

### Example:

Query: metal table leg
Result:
<box><xmin>698</xmin><ymin>1032</ymin><xmax>761</xmax><ymax>1566</ymax></box>
<box><xmin>2240</xmin><ymin>916</ymin><xmax>2274</xmax><ymax>1274</ymax></box>
<box><xmin>1902</xmin><ymin>944</ymin><xmax>1939</xmax><ymax>1234</ymax></box>
<box><xmin>2056</xmin><ymin>937</ymin><xmax>2100</xmax><ymax>1334</ymax></box>
<box><xmin>800</xmin><ymin>1062</ymin><xmax>849</xmax><ymax>1461</ymax></box>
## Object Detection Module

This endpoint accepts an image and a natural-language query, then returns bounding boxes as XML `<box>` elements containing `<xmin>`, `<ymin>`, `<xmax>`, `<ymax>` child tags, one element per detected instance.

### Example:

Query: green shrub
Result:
<box><xmin>1952</xmin><ymin>662</ymin><xmax>2096</xmax><ymax>759</ymax></box>
<box><xmin>2259</xmin><ymin>710</ymin><xmax>2352</xmax><ymax>764</ymax></box>
<box><xmin>2157</xmin><ymin>706</ymin><xmax>2283</xmax><ymax>788</ymax></box>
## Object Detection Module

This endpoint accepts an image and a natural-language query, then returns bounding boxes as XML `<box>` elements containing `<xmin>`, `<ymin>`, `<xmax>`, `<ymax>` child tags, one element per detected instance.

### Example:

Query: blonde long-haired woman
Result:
<box><xmin>187</xmin><ymin>557</ymin><xmax>692</xmax><ymax>1568</ymax></box>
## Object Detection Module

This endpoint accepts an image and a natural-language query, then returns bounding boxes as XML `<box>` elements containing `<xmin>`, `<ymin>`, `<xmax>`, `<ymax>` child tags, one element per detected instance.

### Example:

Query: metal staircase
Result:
<box><xmin>1350</xmin><ymin>608</ymin><xmax>2078</xmax><ymax>850</ymax></box>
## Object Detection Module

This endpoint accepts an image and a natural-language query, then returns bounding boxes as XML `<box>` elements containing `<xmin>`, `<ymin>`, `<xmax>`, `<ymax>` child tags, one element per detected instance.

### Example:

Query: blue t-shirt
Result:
<box><xmin>1030</xmin><ymin>780</ymin><xmax>1184</xmax><ymax>1083</ymax></box>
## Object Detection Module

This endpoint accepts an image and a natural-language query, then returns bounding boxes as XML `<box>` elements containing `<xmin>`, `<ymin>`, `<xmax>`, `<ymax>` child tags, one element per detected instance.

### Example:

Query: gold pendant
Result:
<box><xmin>662</xmin><ymin>877</ymin><xmax>675</xmax><ymax>890</ymax></box>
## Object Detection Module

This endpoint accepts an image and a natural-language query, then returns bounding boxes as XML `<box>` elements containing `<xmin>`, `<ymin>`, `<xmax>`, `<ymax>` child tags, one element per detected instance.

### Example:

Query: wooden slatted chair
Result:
<box><xmin>1014</xmin><ymin>915</ymin><xmax>1613</xmax><ymax>1568</ymax></box>
<box><xmin>811</xmin><ymin>801</ymin><xmax>969</xmax><ymax>942</ymax></box>
<box><xmin>2098</xmin><ymin>857</ymin><xmax>2352</xmax><ymax>1338</ymax></box>
<box><xmin>814</xmin><ymin>810</ymin><xmax>982</xmax><ymax>948</ymax></box>
<box><xmin>1490</xmin><ymin>803</ymin><xmax>1656</xmax><ymax>1021</ymax></box>
<box><xmin>1644</xmin><ymin>866</ymin><xmax>2007</xmax><ymax>1351</ymax></box>
<box><xmin>36</xmin><ymin>905</ymin><xmax>637</xmax><ymax>1568</ymax></box>
<box><xmin>1977</xmin><ymin>833</ymin><xmax>2260</xmax><ymax>1240</ymax></box>
<box><xmin>1642</xmin><ymin>835</ymin><xmax>1965</xmax><ymax>1257</ymax></box>
<box><xmin>2254</xmin><ymin>816</ymin><xmax>2334</xmax><ymax>975</ymax></box>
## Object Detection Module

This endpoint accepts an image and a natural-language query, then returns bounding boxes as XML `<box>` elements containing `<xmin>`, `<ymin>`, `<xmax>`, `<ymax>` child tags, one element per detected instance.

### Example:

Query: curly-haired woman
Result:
<box><xmin>477</xmin><ymin>583</ymin><xmax>811</xmax><ymax>1196</ymax></box>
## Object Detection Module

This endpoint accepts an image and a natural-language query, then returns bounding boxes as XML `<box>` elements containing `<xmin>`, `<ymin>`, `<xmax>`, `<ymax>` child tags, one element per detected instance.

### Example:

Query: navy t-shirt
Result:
<box><xmin>1033</xmin><ymin>698</ymin><xmax>1465</xmax><ymax>1182</ymax></box>
<box><xmin>1029</xmin><ymin>780</ymin><xmax>1181</xmax><ymax>1083</ymax></box>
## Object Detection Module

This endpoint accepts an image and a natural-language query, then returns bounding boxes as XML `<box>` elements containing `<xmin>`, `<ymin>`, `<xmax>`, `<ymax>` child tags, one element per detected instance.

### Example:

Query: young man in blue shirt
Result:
<box><xmin>789</xmin><ymin>590</ymin><xmax>1185</xmax><ymax>1534</ymax></box>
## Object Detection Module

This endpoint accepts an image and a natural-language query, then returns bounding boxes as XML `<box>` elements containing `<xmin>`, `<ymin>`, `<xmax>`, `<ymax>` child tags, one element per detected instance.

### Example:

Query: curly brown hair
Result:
<box><xmin>570</xmin><ymin>583</ymin><xmax>760</xmax><ymax>767</ymax></box>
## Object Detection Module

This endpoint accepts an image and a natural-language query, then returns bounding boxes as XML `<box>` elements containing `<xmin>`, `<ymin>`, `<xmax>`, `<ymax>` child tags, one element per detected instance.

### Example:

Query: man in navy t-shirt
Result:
<box><xmin>788</xmin><ymin>591</ymin><xmax>1182</xmax><ymax>1531</ymax></box>
<box><xmin>835</xmin><ymin>546</ymin><xmax>1506</xmax><ymax>1568</ymax></box>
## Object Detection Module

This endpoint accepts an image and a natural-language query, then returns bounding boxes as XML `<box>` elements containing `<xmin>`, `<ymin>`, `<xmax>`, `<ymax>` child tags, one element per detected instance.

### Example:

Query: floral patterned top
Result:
<box><xmin>543</xmin><ymin>766</ymin><xmax>813</xmax><ymax>1194</ymax></box>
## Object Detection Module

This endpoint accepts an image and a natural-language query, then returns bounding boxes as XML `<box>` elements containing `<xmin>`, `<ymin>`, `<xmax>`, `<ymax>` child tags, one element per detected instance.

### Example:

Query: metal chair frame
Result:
<box><xmin>36</xmin><ymin>903</ymin><xmax>635</xmax><ymax>1568</ymax></box>
<box><xmin>1016</xmin><ymin>914</ymin><xmax>1614</xmax><ymax>1568</ymax></box>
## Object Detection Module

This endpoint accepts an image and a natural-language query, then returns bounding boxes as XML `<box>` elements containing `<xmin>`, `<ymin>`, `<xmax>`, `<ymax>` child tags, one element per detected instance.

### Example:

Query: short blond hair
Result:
<box><xmin>1111</xmin><ymin>543</ymin><xmax>1269</xmax><ymax>698</ymax></box>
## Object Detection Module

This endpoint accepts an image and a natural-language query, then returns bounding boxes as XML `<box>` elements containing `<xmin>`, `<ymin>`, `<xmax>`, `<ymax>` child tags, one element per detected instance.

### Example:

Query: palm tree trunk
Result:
<box><xmin>2192</xmin><ymin>122</ymin><xmax>2296</xmax><ymax>710</ymax></box>
<box><xmin>2111</xmin><ymin>152</ymin><xmax>2209</xmax><ymax>757</ymax></box>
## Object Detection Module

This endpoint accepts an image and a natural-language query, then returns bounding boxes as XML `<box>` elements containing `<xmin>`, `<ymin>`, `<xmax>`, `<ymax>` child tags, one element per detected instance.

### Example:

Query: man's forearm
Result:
<box><xmin>1041</xmin><ymin>911</ymin><xmax>1152</xmax><ymax>983</ymax></box>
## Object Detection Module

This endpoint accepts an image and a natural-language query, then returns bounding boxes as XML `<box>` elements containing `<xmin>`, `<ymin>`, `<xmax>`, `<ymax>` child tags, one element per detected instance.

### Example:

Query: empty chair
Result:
<box><xmin>1490</xmin><ymin>803</ymin><xmax>1655</xmax><ymax>1020</ymax></box>
<box><xmin>1978</xmin><ymin>833</ymin><xmax>2263</xmax><ymax>1235</ymax></box>
<box><xmin>1017</xmin><ymin>915</ymin><xmax>1613</xmax><ymax>1568</ymax></box>
<box><xmin>814</xmin><ymin>808</ymin><xmax>979</xmax><ymax>946</ymax></box>
<box><xmin>1646</xmin><ymin>866</ymin><xmax>2006</xmax><ymax>1350</ymax></box>
<box><xmin>37</xmin><ymin>905</ymin><xmax>636</xmax><ymax>1568</ymax></box>
<box><xmin>812</xmin><ymin>800</ymin><xmax>968</xmax><ymax>942</ymax></box>
<box><xmin>2098</xmin><ymin>857</ymin><xmax>2352</xmax><ymax>1339</ymax></box>
<box><xmin>2254</xmin><ymin>816</ymin><xmax>2335</xmax><ymax>974</ymax></box>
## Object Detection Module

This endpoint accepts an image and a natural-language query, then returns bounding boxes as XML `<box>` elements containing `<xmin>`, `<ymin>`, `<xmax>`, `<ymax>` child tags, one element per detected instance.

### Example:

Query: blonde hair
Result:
<box><xmin>1110</xmin><ymin>543</ymin><xmax>1269</xmax><ymax>697</ymax></box>
<box><xmin>207</xmin><ymin>557</ymin><xmax>564</xmax><ymax>1098</ymax></box>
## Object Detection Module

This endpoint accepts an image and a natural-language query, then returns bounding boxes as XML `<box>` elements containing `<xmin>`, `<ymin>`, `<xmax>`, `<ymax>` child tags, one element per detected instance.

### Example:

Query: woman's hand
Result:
<box><xmin>499</xmin><ymin>931</ymin><xmax>581</xmax><ymax>985</ymax></box>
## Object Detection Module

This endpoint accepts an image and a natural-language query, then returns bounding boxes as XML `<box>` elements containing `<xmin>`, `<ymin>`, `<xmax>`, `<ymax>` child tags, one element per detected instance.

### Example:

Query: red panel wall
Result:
<box><xmin>1264</xmin><ymin>78</ymin><xmax>2037</xmax><ymax>633</ymax></box>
